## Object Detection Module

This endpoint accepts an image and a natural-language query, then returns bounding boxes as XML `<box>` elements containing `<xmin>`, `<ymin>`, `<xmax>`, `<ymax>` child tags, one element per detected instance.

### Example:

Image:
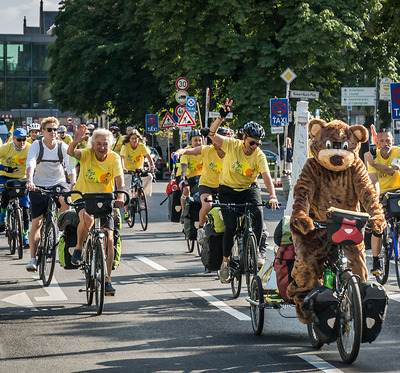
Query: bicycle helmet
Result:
<box><xmin>217</xmin><ymin>127</ymin><xmax>233</xmax><ymax>137</ymax></box>
<box><xmin>189</xmin><ymin>129</ymin><xmax>202</xmax><ymax>140</ymax></box>
<box><xmin>28</xmin><ymin>123</ymin><xmax>41</xmax><ymax>132</ymax></box>
<box><xmin>243</xmin><ymin>121</ymin><xmax>265</xmax><ymax>139</ymax></box>
<box><xmin>109</xmin><ymin>125</ymin><xmax>120</xmax><ymax>132</ymax></box>
<box><xmin>58</xmin><ymin>125</ymin><xmax>67</xmax><ymax>133</ymax></box>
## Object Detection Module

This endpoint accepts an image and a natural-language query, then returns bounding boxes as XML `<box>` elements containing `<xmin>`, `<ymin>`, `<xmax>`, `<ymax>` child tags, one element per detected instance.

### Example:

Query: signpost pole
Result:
<box><xmin>205</xmin><ymin>88</ymin><xmax>210</xmax><ymax>128</ymax></box>
<box><xmin>283</xmin><ymin>82</ymin><xmax>290</xmax><ymax>171</ymax></box>
<box><xmin>374</xmin><ymin>75</ymin><xmax>378</xmax><ymax>129</ymax></box>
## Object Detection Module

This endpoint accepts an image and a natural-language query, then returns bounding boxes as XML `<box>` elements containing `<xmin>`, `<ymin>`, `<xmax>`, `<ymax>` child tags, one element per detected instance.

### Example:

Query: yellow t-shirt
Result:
<box><xmin>220</xmin><ymin>138</ymin><xmax>269</xmax><ymax>191</ymax></box>
<box><xmin>112</xmin><ymin>135</ymin><xmax>124</xmax><ymax>154</ymax></box>
<box><xmin>367</xmin><ymin>147</ymin><xmax>400</xmax><ymax>194</ymax></box>
<box><xmin>58</xmin><ymin>134</ymin><xmax>73</xmax><ymax>145</ymax></box>
<box><xmin>26</xmin><ymin>137</ymin><xmax>34</xmax><ymax>144</ymax></box>
<box><xmin>73</xmin><ymin>148</ymin><xmax>123</xmax><ymax>201</ymax></box>
<box><xmin>120</xmin><ymin>142</ymin><xmax>149</xmax><ymax>170</ymax></box>
<box><xmin>180</xmin><ymin>146</ymin><xmax>203</xmax><ymax>178</ymax></box>
<box><xmin>78</xmin><ymin>140</ymin><xmax>87</xmax><ymax>149</ymax></box>
<box><xmin>0</xmin><ymin>142</ymin><xmax>30</xmax><ymax>179</ymax></box>
<box><xmin>199</xmin><ymin>145</ymin><xmax>223</xmax><ymax>188</ymax></box>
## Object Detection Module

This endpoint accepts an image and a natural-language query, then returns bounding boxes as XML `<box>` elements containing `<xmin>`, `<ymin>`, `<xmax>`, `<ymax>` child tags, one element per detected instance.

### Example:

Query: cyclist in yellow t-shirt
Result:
<box><xmin>205</xmin><ymin>99</ymin><xmax>279</xmax><ymax>283</ymax></box>
<box><xmin>26</xmin><ymin>123</ymin><xmax>41</xmax><ymax>144</ymax></box>
<box><xmin>364</xmin><ymin>128</ymin><xmax>400</xmax><ymax>275</ymax></box>
<box><xmin>67</xmin><ymin>126</ymin><xmax>125</xmax><ymax>296</ymax></box>
<box><xmin>173</xmin><ymin>127</ymin><xmax>232</xmax><ymax>243</ymax></box>
<box><xmin>110</xmin><ymin>125</ymin><xmax>124</xmax><ymax>154</ymax></box>
<box><xmin>58</xmin><ymin>125</ymin><xmax>73</xmax><ymax>145</ymax></box>
<box><xmin>120</xmin><ymin>129</ymin><xmax>155</xmax><ymax>223</ymax></box>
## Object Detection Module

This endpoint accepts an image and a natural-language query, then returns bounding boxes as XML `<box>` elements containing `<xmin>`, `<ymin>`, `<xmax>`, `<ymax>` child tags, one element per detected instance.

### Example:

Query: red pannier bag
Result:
<box><xmin>274</xmin><ymin>244</ymin><xmax>295</xmax><ymax>302</ymax></box>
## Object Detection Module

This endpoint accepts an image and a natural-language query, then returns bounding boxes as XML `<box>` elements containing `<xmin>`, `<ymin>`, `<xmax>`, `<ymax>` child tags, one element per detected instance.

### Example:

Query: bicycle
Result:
<box><xmin>374</xmin><ymin>192</ymin><xmax>400</xmax><ymax>287</ymax></box>
<box><xmin>125</xmin><ymin>169</ymin><xmax>150</xmax><ymax>231</ymax></box>
<box><xmin>35</xmin><ymin>187</ymin><xmax>67</xmax><ymax>287</ymax></box>
<box><xmin>67</xmin><ymin>190</ymin><xmax>129</xmax><ymax>315</ymax></box>
<box><xmin>3</xmin><ymin>179</ymin><xmax>26</xmax><ymax>259</ymax></box>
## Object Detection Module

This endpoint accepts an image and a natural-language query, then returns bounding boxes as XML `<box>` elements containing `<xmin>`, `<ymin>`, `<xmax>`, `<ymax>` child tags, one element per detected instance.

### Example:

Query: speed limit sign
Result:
<box><xmin>175</xmin><ymin>77</ymin><xmax>189</xmax><ymax>91</ymax></box>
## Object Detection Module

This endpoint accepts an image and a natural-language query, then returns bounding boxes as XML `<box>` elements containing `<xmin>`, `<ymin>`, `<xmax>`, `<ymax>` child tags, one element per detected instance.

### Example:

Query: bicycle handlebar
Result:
<box><xmin>207</xmin><ymin>200</ymin><xmax>282</xmax><ymax>209</ymax></box>
<box><xmin>35</xmin><ymin>187</ymin><xmax>69</xmax><ymax>197</ymax></box>
<box><xmin>64</xmin><ymin>190</ymin><xmax>130</xmax><ymax>207</ymax></box>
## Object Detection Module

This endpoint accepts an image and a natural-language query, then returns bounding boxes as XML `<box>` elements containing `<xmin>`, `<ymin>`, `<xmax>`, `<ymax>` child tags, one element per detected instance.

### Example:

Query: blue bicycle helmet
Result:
<box><xmin>243</xmin><ymin>121</ymin><xmax>265</xmax><ymax>139</ymax></box>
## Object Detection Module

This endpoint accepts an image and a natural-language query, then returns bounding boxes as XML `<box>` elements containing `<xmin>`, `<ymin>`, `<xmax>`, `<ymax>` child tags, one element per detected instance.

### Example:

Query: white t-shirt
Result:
<box><xmin>26</xmin><ymin>140</ymin><xmax>76</xmax><ymax>187</ymax></box>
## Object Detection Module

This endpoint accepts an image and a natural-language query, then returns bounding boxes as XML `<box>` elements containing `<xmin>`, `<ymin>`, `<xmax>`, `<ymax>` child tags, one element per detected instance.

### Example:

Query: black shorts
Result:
<box><xmin>198</xmin><ymin>185</ymin><xmax>219</xmax><ymax>197</ymax></box>
<box><xmin>29</xmin><ymin>183</ymin><xmax>69</xmax><ymax>220</ymax></box>
<box><xmin>74</xmin><ymin>199</ymin><xmax>114</xmax><ymax>230</ymax></box>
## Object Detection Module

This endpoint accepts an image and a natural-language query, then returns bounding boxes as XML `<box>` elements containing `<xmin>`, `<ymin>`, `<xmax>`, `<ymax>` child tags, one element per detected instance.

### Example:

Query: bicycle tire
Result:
<box><xmin>15</xmin><ymin>208</ymin><xmax>23</xmax><ymax>260</ymax></box>
<box><xmin>245</xmin><ymin>233</ymin><xmax>258</xmax><ymax>295</ymax></box>
<box><xmin>85</xmin><ymin>239</ymin><xmax>94</xmax><ymax>306</ymax></box>
<box><xmin>250</xmin><ymin>275</ymin><xmax>264</xmax><ymax>335</ymax></box>
<box><xmin>94</xmin><ymin>238</ymin><xmax>105</xmax><ymax>315</ymax></box>
<box><xmin>41</xmin><ymin>222</ymin><xmax>57</xmax><ymax>287</ymax></box>
<box><xmin>307</xmin><ymin>323</ymin><xmax>324</xmax><ymax>349</ymax></box>
<box><xmin>230</xmin><ymin>261</ymin><xmax>242</xmax><ymax>299</ymax></box>
<box><xmin>186</xmin><ymin>239</ymin><xmax>195</xmax><ymax>253</ymax></box>
<box><xmin>337</xmin><ymin>271</ymin><xmax>362</xmax><ymax>364</ymax></box>
<box><xmin>394</xmin><ymin>237</ymin><xmax>400</xmax><ymax>289</ymax></box>
<box><xmin>376</xmin><ymin>226</ymin><xmax>390</xmax><ymax>285</ymax></box>
<box><xmin>7</xmin><ymin>210</ymin><xmax>15</xmax><ymax>255</ymax></box>
<box><xmin>138</xmin><ymin>187</ymin><xmax>148</xmax><ymax>231</ymax></box>
<box><xmin>127</xmin><ymin>202</ymin><xmax>135</xmax><ymax>228</ymax></box>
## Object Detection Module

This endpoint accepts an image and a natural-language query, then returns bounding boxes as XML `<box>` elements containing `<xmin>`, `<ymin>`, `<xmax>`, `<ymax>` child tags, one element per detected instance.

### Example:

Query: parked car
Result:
<box><xmin>146</xmin><ymin>146</ymin><xmax>166</xmax><ymax>180</ymax></box>
<box><xmin>262</xmin><ymin>149</ymin><xmax>279</xmax><ymax>165</ymax></box>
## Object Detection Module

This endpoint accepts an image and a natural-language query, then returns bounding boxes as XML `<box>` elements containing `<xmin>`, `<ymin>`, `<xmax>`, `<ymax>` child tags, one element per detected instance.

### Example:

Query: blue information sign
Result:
<box><xmin>270</xmin><ymin>98</ymin><xmax>289</xmax><ymax>127</ymax></box>
<box><xmin>145</xmin><ymin>114</ymin><xmax>159</xmax><ymax>134</ymax></box>
<box><xmin>186</xmin><ymin>96</ymin><xmax>197</xmax><ymax>119</ymax></box>
<box><xmin>391</xmin><ymin>83</ymin><xmax>400</xmax><ymax>120</ymax></box>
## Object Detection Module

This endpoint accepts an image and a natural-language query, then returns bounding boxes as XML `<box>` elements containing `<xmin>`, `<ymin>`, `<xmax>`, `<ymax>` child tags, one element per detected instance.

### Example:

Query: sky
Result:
<box><xmin>0</xmin><ymin>0</ymin><xmax>61</xmax><ymax>34</ymax></box>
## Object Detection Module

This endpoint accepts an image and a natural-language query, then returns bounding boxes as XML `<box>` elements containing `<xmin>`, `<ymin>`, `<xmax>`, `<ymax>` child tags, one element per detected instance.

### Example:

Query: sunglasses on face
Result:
<box><xmin>46</xmin><ymin>128</ymin><xmax>58</xmax><ymax>132</ymax></box>
<box><xmin>15</xmin><ymin>138</ymin><xmax>26</xmax><ymax>142</ymax></box>
<box><xmin>248</xmin><ymin>140</ymin><xmax>262</xmax><ymax>147</ymax></box>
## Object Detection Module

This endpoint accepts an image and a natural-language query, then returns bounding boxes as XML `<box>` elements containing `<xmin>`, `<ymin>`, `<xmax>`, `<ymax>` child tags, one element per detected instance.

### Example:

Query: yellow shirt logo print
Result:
<box><xmin>232</xmin><ymin>161</ymin><xmax>254</xmax><ymax>177</ymax></box>
<box><xmin>7</xmin><ymin>156</ymin><xmax>25</xmax><ymax>166</ymax></box>
<box><xmin>85</xmin><ymin>168</ymin><xmax>111</xmax><ymax>184</ymax></box>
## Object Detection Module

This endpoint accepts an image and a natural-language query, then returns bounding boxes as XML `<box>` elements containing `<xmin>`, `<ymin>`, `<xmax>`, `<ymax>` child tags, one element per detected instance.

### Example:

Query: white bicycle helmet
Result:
<box><xmin>28</xmin><ymin>123</ymin><xmax>41</xmax><ymax>132</ymax></box>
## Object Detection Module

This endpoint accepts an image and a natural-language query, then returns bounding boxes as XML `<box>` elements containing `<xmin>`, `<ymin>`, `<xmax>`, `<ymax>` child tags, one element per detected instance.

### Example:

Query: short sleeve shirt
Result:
<box><xmin>180</xmin><ymin>146</ymin><xmax>203</xmax><ymax>178</ymax></box>
<box><xmin>0</xmin><ymin>142</ymin><xmax>30</xmax><ymax>179</ymax></box>
<box><xmin>120</xmin><ymin>142</ymin><xmax>148</xmax><ymax>170</ymax></box>
<box><xmin>199</xmin><ymin>145</ymin><xmax>223</xmax><ymax>188</ymax></box>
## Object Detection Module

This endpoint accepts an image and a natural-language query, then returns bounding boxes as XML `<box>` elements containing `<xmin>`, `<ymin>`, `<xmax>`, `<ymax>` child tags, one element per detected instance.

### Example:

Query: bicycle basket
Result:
<box><xmin>83</xmin><ymin>193</ymin><xmax>114</xmax><ymax>217</ymax></box>
<box><xmin>6</xmin><ymin>179</ymin><xmax>27</xmax><ymax>198</ymax></box>
<box><xmin>385</xmin><ymin>192</ymin><xmax>400</xmax><ymax>217</ymax></box>
<box><xmin>326</xmin><ymin>207</ymin><xmax>369</xmax><ymax>245</ymax></box>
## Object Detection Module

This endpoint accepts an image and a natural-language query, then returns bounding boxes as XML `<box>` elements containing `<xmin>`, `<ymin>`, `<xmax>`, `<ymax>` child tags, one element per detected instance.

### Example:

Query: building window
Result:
<box><xmin>33</xmin><ymin>79</ymin><xmax>52</xmax><ymax>108</ymax></box>
<box><xmin>6</xmin><ymin>43</ymin><xmax>31</xmax><ymax>76</ymax></box>
<box><xmin>0</xmin><ymin>44</ymin><xmax>4</xmax><ymax>73</ymax></box>
<box><xmin>33</xmin><ymin>43</ymin><xmax>51</xmax><ymax>74</ymax></box>
<box><xmin>7</xmin><ymin>79</ymin><xmax>30</xmax><ymax>109</ymax></box>
<box><xmin>0</xmin><ymin>79</ymin><xmax>5</xmax><ymax>109</ymax></box>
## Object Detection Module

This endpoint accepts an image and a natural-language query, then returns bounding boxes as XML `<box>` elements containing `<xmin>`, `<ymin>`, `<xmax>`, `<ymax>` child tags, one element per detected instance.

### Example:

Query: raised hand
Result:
<box><xmin>219</xmin><ymin>98</ymin><xmax>233</xmax><ymax>118</ymax></box>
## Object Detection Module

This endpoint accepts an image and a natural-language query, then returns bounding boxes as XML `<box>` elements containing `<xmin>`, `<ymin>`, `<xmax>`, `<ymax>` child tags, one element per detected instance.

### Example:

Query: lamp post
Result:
<box><xmin>33</xmin><ymin>103</ymin><xmax>39</xmax><ymax>121</ymax></box>
<box><xmin>47</xmin><ymin>99</ymin><xmax>54</xmax><ymax>117</ymax></box>
<box><xmin>17</xmin><ymin>105</ymin><xmax>22</xmax><ymax>125</ymax></box>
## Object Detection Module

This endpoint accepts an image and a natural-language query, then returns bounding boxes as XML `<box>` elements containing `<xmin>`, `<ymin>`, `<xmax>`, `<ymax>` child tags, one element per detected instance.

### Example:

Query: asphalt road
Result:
<box><xmin>1</xmin><ymin>180</ymin><xmax>400</xmax><ymax>373</ymax></box>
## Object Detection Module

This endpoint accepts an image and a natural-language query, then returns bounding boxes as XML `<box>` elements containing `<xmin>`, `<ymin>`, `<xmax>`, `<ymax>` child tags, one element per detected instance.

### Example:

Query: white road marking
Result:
<box><xmin>1</xmin><ymin>292</ymin><xmax>38</xmax><ymax>311</ymax></box>
<box><xmin>299</xmin><ymin>355</ymin><xmax>343</xmax><ymax>372</ymax></box>
<box><xmin>387</xmin><ymin>291</ymin><xmax>400</xmax><ymax>303</ymax></box>
<box><xmin>190</xmin><ymin>288</ymin><xmax>251</xmax><ymax>321</ymax></box>
<box><xmin>135</xmin><ymin>255</ymin><xmax>168</xmax><ymax>271</ymax></box>
<box><xmin>34</xmin><ymin>277</ymin><xmax>67</xmax><ymax>301</ymax></box>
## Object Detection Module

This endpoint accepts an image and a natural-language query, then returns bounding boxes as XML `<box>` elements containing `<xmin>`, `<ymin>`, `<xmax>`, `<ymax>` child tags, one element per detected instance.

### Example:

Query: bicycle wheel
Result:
<box><xmin>138</xmin><ymin>187</ymin><xmax>148</xmax><ymax>231</ymax></box>
<box><xmin>394</xmin><ymin>237</ymin><xmax>400</xmax><ymax>289</ymax></box>
<box><xmin>94</xmin><ymin>238</ymin><xmax>105</xmax><ymax>315</ymax></box>
<box><xmin>7</xmin><ymin>210</ymin><xmax>15</xmax><ymax>255</ymax></box>
<box><xmin>245</xmin><ymin>233</ymin><xmax>258</xmax><ymax>295</ymax></box>
<box><xmin>376</xmin><ymin>227</ymin><xmax>390</xmax><ymax>285</ymax></box>
<box><xmin>230</xmin><ymin>260</ymin><xmax>242</xmax><ymax>299</ymax></box>
<box><xmin>307</xmin><ymin>323</ymin><xmax>324</xmax><ymax>349</ymax></box>
<box><xmin>41</xmin><ymin>222</ymin><xmax>57</xmax><ymax>287</ymax></box>
<box><xmin>15</xmin><ymin>208</ymin><xmax>23</xmax><ymax>260</ymax></box>
<box><xmin>250</xmin><ymin>275</ymin><xmax>264</xmax><ymax>335</ymax></box>
<box><xmin>337</xmin><ymin>272</ymin><xmax>362</xmax><ymax>364</ymax></box>
<box><xmin>85</xmin><ymin>240</ymin><xmax>94</xmax><ymax>306</ymax></box>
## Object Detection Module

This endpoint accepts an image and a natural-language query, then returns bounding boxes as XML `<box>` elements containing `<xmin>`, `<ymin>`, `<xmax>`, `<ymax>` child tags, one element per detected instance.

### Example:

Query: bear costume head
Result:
<box><xmin>309</xmin><ymin>119</ymin><xmax>369</xmax><ymax>171</ymax></box>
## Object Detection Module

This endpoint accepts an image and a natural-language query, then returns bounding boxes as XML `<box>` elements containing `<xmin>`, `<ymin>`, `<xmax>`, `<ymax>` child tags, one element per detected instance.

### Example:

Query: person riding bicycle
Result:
<box><xmin>205</xmin><ymin>99</ymin><xmax>279</xmax><ymax>283</ymax></box>
<box><xmin>175</xmin><ymin>129</ymin><xmax>203</xmax><ymax>220</ymax></box>
<box><xmin>26</xmin><ymin>123</ymin><xmax>41</xmax><ymax>144</ymax></box>
<box><xmin>25</xmin><ymin>117</ymin><xmax>76</xmax><ymax>272</ymax></box>
<box><xmin>364</xmin><ymin>128</ymin><xmax>400</xmax><ymax>275</ymax></box>
<box><xmin>0</xmin><ymin>127</ymin><xmax>30</xmax><ymax>247</ymax></box>
<box><xmin>67</xmin><ymin>126</ymin><xmax>125</xmax><ymax>296</ymax></box>
<box><xmin>120</xmin><ymin>129</ymin><xmax>155</xmax><ymax>224</ymax></box>
<box><xmin>110</xmin><ymin>125</ymin><xmax>124</xmax><ymax>154</ymax></box>
<box><xmin>58</xmin><ymin>125</ymin><xmax>73</xmax><ymax>145</ymax></box>
<box><xmin>173</xmin><ymin>127</ymin><xmax>233</xmax><ymax>244</ymax></box>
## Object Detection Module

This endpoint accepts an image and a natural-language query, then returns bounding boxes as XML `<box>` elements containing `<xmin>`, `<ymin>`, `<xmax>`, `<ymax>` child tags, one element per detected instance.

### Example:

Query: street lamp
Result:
<box><xmin>17</xmin><ymin>105</ymin><xmax>22</xmax><ymax>125</ymax></box>
<box><xmin>48</xmin><ymin>99</ymin><xmax>54</xmax><ymax>117</ymax></box>
<box><xmin>33</xmin><ymin>103</ymin><xmax>39</xmax><ymax>121</ymax></box>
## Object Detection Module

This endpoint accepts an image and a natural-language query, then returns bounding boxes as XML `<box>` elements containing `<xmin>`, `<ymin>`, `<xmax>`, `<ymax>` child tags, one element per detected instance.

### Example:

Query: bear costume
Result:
<box><xmin>287</xmin><ymin>119</ymin><xmax>386</xmax><ymax>324</ymax></box>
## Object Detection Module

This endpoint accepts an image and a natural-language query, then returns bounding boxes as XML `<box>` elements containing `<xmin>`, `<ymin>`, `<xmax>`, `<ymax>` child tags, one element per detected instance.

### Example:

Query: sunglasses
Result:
<box><xmin>15</xmin><ymin>138</ymin><xmax>26</xmax><ymax>142</ymax></box>
<box><xmin>248</xmin><ymin>140</ymin><xmax>262</xmax><ymax>147</ymax></box>
<box><xmin>46</xmin><ymin>128</ymin><xmax>58</xmax><ymax>132</ymax></box>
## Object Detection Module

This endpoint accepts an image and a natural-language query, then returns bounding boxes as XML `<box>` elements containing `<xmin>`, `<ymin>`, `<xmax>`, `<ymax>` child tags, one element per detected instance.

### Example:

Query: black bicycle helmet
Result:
<box><xmin>189</xmin><ymin>129</ymin><xmax>202</xmax><ymax>140</ymax></box>
<box><xmin>243</xmin><ymin>121</ymin><xmax>265</xmax><ymax>139</ymax></box>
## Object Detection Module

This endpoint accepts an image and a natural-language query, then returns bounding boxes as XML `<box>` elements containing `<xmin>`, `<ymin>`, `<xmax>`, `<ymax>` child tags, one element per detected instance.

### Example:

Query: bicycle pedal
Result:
<box><xmin>105</xmin><ymin>293</ymin><xmax>115</xmax><ymax>297</ymax></box>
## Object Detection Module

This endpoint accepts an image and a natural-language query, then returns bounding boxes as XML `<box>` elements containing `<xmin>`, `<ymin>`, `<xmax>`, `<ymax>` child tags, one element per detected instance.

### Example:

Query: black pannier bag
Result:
<box><xmin>360</xmin><ymin>281</ymin><xmax>388</xmax><ymax>343</ymax></box>
<box><xmin>303</xmin><ymin>286</ymin><xmax>340</xmax><ymax>344</ymax></box>
<box><xmin>168</xmin><ymin>190</ymin><xmax>182</xmax><ymax>222</ymax></box>
<box><xmin>57</xmin><ymin>210</ymin><xmax>79</xmax><ymax>270</ymax></box>
<box><xmin>83</xmin><ymin>193</ymin><xmax>114</xmax><ymax>216</ymax></box>
<box><xmin>183</xmin><ymin>195</ymin><xmax>201</xmax><ymax>240</ymax></box>
<box><xmin>201</xmin><ymin>223</ymin><xmax>223</xmax><ymax>271</ymax></box>
<box><xmin>385</xmin><ymin>192</ymin><xmax>400</xmax><ymax>217</ymax></box>
<box><xmin>326</xmin><ymin>207</ymin><xmax>369</xmax><ymax>246</ymax></box>
<box><xmin>6</xmin><ymin>179</ymin><xmax>27</xmax><ymax>198</ymax></box>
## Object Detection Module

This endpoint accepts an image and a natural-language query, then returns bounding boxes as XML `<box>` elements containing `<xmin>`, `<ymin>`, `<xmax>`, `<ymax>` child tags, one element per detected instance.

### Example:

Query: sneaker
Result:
<box><xmin>265</xmin><ymin>291</ymin><xmax>284</xmax><ymax>303</ymax></box>
<box><xmin>105</xmin><ymin>281</ymin><xmax>116</xmax><ymax>296</ymax></box>
<box><xmin>26</xmin><ymin>258</ymin><xmax>37</xmax><ymax>272</ymax></box>
<box><xmin>23</xmin><ymin>235</ymin><xmax>29</xmax><ymax>248</ymax></box>
<box><xmin>0</xmin><ymin>213</ymin><xmax>5</xmax><ymax>233</ymax></box>
<box><xmin>71</xmin><ymin>249</ymin><xmax>82</xmax><ymax>266</ymax></box>
<box><xmin>371</xmin><ymin>259</ymin><xmax>382</xmax><ymax>276</ymax></box>
<box><xmin>219</xmin><ymin>262</ymin><xmax>230</xmax><ymax>283</ymax></box>
<box><xmin>197</xmin><ymin>227</ymin><xmax>205</xmax><ymax>245</ymax></box>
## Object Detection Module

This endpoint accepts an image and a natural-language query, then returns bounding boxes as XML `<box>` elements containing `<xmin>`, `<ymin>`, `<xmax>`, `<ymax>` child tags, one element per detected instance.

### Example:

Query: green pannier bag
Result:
<box><xmin>207</xmin><ymin>207</ymin><xmax>225</xmax><ymax>233</ymax></box>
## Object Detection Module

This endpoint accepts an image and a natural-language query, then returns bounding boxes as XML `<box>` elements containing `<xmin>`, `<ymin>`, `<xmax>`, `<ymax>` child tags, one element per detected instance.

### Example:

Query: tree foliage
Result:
<box><xmin>49</xmin><ymin>0</ymin><xmax>400</xmax><ymax>135</ymax></box>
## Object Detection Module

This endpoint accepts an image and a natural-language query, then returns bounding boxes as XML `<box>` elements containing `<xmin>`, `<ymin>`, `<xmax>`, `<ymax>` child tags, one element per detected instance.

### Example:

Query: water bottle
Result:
<box><xmin>323</xmin><ymin>268</ymin><xmax>335</xmax><ymax>289</ymax></box>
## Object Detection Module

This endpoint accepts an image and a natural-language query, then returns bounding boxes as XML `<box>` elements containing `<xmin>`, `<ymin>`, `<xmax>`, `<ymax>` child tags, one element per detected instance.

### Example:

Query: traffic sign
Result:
<box><xmin>66</xmin><ymin>116</ymin><xmax>74</xmax><ymax>125</ymax></box>
<box><xmin>271</xmin><ymin>126</ymin><xmax>284</xmax><ymax>135</ymax></box>
<box><xmin>390</xmin><ymin>83</ymin><xmax>400</xmax><ymax>120</ymax></box>
<box><xmin>175</xmin><ymin>77</ymin><xmax>189</xmax><ymax>91</ymax></box>
<box><xmin>74</xmin><ymin>118</ymin><xmax>81</xmax><ymax>125</ymax></box>
<box><xmin>67</xmin><ymin>125</ymin><xmax>74</xmax><ymax>132</ymax></box>
<box><xmin>289</xmin><ymin>90</ymin><xmax>319</xmax><ymax>100</ymax></box>
<box><xmin>208</xmin><ymin>111</ymin><xmax>233</xmax><ymax>119</ymax></box>
<box><xmin>341</xmin><ymin>87</ymin><xmax>376</xmax><ymax>106</ymax></box>
<box><xmin>186</xmin><ymin>96</ymin><xmax>197</xmax><ymax>120</ymax></box>
<box><xmin>161</xmin><ymin>112</ymin><xmax>176</xmax><ymax>129</ymax></box>
<box><xmin>177</xmin><ymin>109</ymin><xmax>195</xmax><ymax>126</ymax></box>
<box><xmin>280</xmin><ymin>68</ymin><xmax>296</xmax><ymax>84</ymax></box>
<box><xmin>270</xmin><ymin>98</ymin><xmax>289</xmax><ymax>127</ymax></box>
<box><xmin>145</xmin><ymin>114</ymin><xmax>159</xmax><ymax>134</ymax></box>
<box><xmin>380</xmin><ymin>77</ymin><xmax>393</xmax><ymax>101</ymax></box>
<box><xmin>175</xmin><ymin>90</ymin><xmax>188</xmax><ymax>104</ymax></box>
<box><xmin>175</xmin><ymin>105</ymin><xmax>185</xmax><ymax>118</ymax></box>
<box><xmin>26</xmin><ymin>117</ymin><xmax>33</xmax><ymax>125</ymax></box>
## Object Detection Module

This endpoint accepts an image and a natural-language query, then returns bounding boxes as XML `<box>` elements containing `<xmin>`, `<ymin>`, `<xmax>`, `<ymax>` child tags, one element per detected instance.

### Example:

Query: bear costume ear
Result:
<box><xmin>350</xmin><ymin>125</ymin><xmax>368</xmax><ymax>143</ymax></box>
<box><xmin>308</xmin><ymin>119</ymin><xmax>327</xmax><ymax>138</ymax></box>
